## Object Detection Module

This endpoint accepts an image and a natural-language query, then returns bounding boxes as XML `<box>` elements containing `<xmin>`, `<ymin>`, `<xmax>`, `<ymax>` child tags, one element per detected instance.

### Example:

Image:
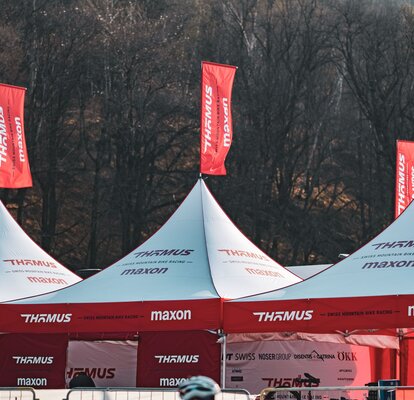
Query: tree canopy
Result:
<box><xmin>1</xmin><ymin>0</ymin><xmax>413</xmax><ymax>272</ymax></box>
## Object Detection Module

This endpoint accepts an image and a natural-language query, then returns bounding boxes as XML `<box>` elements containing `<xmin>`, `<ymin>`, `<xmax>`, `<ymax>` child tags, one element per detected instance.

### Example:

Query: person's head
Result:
<box><xmin>68</xmin><ymin>372</ymin><xmax>96</xmax><ymax>388</ymax></box>
<box><xmin>178</xmin><ymin>376</ymin><xmax>221</xmax><ymax>400</ymax></box>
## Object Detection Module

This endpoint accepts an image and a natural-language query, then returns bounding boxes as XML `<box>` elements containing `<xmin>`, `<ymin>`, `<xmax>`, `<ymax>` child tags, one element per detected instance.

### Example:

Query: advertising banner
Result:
<box><xmin>226</xmin><ymin>340</ymin><xmax>372</xmax><ymax>399</ymax></box>
<box><xmin>200</xmin><ymin>61</ymin><xmax>236</xmax><ymax>175</ymax></box>
<box><xmin>395</xmin><ymin>140</ymin><xmax>414</xmax><ymax>218</ymax></box>
<box><xmin>66</xmin><ymin>340</ymin><xmax>138</xmax><ymax>387</ymax></box>
<box><xmin>0</xmin><ymin>333</ymin><xmax>68</xmax><ymax>388</ymax></box>
<box><xmin>137</xmin><ymin>330</ymin><xmax>220</xmax><ymax>387</ymax></box>
<box><xmin>0</xmin><ymin>83</ymin><xmax>32</xmax><ymax>188</ymax></box>
<box><xmin>0</xmin><ymin>298</ymin><xmax>221</xmax><ymax>333</ymax></box>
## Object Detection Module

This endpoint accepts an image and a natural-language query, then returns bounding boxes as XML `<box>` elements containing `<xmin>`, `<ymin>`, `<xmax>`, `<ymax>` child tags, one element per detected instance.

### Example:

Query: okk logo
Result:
<box><xmin>337</xmin><ymin>352</ymin><xmax>357</xmax><ymax>361</ymax></box>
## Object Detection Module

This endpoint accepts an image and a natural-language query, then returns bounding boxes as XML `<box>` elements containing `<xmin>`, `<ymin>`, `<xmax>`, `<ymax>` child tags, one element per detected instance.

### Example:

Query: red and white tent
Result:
<box><xmin>0</xmin><ymin>179</ymin><xmax>301</xmax><ymax>333</ymax></box>
<box><xmin>0</xmin><ymin>201</ymin><xmax>81</xmax><ymax>302</ymax></box>
<box><xmin>223</xmin><ymin>198</ymin><xmax>414</xmax><ymax>334</ymax></box>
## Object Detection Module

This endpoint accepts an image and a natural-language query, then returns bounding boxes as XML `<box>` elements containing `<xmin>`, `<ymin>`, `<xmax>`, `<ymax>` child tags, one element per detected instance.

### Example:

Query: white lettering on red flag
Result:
<box><xmin>395</xmin><ymin>140</ymin><xmax>414</xmax><ymax>218</ymax></box>
<box><xmin>0</xmin><ymin>83</ymin><xmax>32</xmax><ymax>188</ymax></box>
<box><xmin>200</xmin><ymin>61</ymin><xmax>237</xmax><ymax>175</ymax></box>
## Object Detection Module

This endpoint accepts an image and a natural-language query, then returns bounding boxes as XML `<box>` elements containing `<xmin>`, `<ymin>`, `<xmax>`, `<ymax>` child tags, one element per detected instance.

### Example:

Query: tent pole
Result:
<box><xmin>221</xmin><ymin>331</ymin><xmax>227</xmax><ymax>388</ymax></box>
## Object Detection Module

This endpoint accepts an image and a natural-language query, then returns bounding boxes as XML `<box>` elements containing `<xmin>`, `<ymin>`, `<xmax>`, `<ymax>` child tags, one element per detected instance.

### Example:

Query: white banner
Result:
<box><xmin>225</xmin><ymin>340</ymin><xmax>372</xmax><ymax>398</ymax></box>
<box><xmin>66</xmin><ymin>341</ymin><xmax>138</xmax><ymax>387</ymax></box>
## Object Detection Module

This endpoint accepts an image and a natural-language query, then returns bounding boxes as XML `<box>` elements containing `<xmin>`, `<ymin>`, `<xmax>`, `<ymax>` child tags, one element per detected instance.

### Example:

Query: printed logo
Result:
<box><xmin>27</xmin><ymin>277</ymin><xmax>68</xmax><ymax>284</ymax></box>
<box><xmin>261</xmin><ymin>376</ymin><xmax>319</xmax><ymax>388</ymax></box>
<box><xmin>408</xmin><ymin>305</ymin><xmax>414</xmax><ymax>316</ymax></box>
<box><xmin>4</xmin><ymin>259</ymin><xmax>57</xmax><ymax>268</ymax></box>
<box><xmin>121</xmin><ymin>267</ymin><xmax>168</xmax><ymax>276</ymax></box>
<box><xmin>134</xmin><ymin>249</ymin><xmax>193</xmax><ymax>258</ymax></box>
<box><xmin>258</xmin><ymin>353</ymin><xmax>291</xmax><ymax>361</ymax></box>
<box><xmin>150</xmin><ymin>310</ymin><xmax>191</xmax><ymax>321</ymax></box>
<box><xmin>154</xmin><ymin>355</ymin><xmax>199</xmax><ymax>363</ymax></box>
<box><xmin>13</xmin><ymin>356</ymin><xmax>54</xmax><ymax>365</ymax></box>
<box><xmin>245</xmin><ymin>268</ymin><xmax>284</xmax><ymax>278</ymax></box>
<box><xmin>293</xmin><ymin>350</ymin><xmax>335</xmax><ymax>361</ymax></box>
<box><xmin>362</xmin><ymin>260</ymin><xmax>414</xmax><ymax>269</ymax></box>
<box><xmin>337</xmin><ymin>352</ymin><xmax>357</xmax><ymax>361</ymax></box>
<box><xmin>21</xmin><ymin>313</ymin><xmax>72</xmax><ymax>323</ymax></box>
<box><xmin>15</xmin><ymin>116</ymin><xmax>25</xmax><ymax>162</ymax></box>
<box><xmin>223</xmin><ymin>98</ymin><xmax>231</xmax><ymax>147</ymax></box>
<box><xmin>218</xmin><ymin>249</ymin><xmax>270</xmax><ymax>261</ymax></box>
<box><xmin>160</xmin><ymin>377</ymin><xmax>187</xmax><ymax>387</ymax></box>
<box><xmin>66</xmin><ymin>367</ymin><xmax>116</xmax><ymax>379</ymax></box>
<box><xmin>203</xmin><ymin>84</ymin><xmax>213</xmax><ymax>153</ymax></box>
<box><xmin>226</xmin><ymin>353</ymin><xmax>258</xmax><ymax>361</ymax></box>
<box><xmin>396</xmin><ymin>152</ymin><xmax>406</xmax><ymax>216</ymax></box>
<box><xmin>253</xmin><ymin>310</ymin><xmax>313</xmax><ymax>322</ymax></box>
<box><xmin>0</xmin><ymin>106</ymin><xmax>8</xmax><ymax>166</ymax></box>
<box><xmin>371</xmin><ymin>240</ymin><xmax>414</xmax><ymax>250</ymax></box>
<box><xmin>17</xmin><ymin>377</ymin><xmax>47</xmax><ymax>386</ymax></box>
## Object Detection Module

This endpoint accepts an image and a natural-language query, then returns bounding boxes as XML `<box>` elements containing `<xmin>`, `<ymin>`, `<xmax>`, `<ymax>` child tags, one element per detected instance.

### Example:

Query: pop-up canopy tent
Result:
<box><xmin>0</xmin><ymin>201</ymin><xmax>81</xmax><ymax>302</ymax></box>
<box><xmin>0</xmin><ymin>202</ymin><xmax>83</xmax><ymax>389</ymax></box>
<box><xmin>0</xmin><ymin>179</ymin><xmax>301</xmax><ymax>334</ymax></box>
<box><xmin>223</xmin><ymin>198</ymin><xmax>414</xmax><ymax>334</ymax></box>
<box><xmin>222</xmin><ymin>202</ymin><xmax>414</xmax><ymax>389</ymax></box>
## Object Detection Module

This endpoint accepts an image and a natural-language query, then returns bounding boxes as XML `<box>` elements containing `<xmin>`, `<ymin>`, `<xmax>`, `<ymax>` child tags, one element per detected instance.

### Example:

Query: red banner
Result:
<box><xmin>137</xmin><ymin>330</ymin><xmax>220</xmax><ymax>387</ymax></box>
<box><xmin>223</xmin><ymin>294</ymin><xmax>414</xmax><ymax>334</ymax></box>
<box><xmin>0</xmin><ymin>333</ymin><xmax>68</xmax><ymax>388</ymax></box>
<box><xmin>0</xmin><ymin>298</ymin><xmax>222</xmax><ymax>333</ymax></box>
<box><xmin>200</xmin><ymin>61</ymin><xmax>236</xmax><ymax>175</ymax></box>
<box><xmin>395</xmin><ymin>140</ymin><xmax>414</xmax><ymax>218</ymax></box>
<box><xmin>0</xmin><ymin>83</ymin><xmax>32</xmax><ymax>188</ymax></box>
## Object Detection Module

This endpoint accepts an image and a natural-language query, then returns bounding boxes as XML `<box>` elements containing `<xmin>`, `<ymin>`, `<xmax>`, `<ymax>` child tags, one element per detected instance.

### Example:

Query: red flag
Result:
<box><xmin>0</xmin><ymin>83</ymin><xmax>32</xmax><ymax>188</ymax></box>
<box><xmin>395</xmin><ymin>140</ymin><xmax>414</xmax><ymax>218</ymax></box>
<box><xmin>200</xmin><ymin>61</ymin><xmax>236</xmax><ymax>175</ymax></box>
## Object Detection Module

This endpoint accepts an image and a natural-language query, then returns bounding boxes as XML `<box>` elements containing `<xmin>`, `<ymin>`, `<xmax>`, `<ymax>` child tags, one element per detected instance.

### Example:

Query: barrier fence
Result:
<box><xmin>0</xmin><ymin>387</ymin><xmax>36</xmax><ymax>400</ymax></box>
<box><xmin>4</xmin><ymin>386</ymin><xmax>414</xmax><ymax>400</ymax></box>
<box><xmin>0</xmin><ymin>387</ymin><xmax>250</xmax><ymax>400</ymax></box>
<box><xmin>259</xmin><ymin>386</ymin><xmax>414</xmax><ymax>400</ymax></box>
<box><xmin>66</xmin><ymin>388</ymin><xmax>251</xmax><ymax>400</ymax></box>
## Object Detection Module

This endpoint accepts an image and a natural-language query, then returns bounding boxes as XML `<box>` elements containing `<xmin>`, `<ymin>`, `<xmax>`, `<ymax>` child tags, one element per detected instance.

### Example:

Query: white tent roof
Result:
<box><xmin>0</xmin><ymin>180</ymin><xmax>301</xmax><ymax>333</ymax></box>
<box><xmin>0</xmin><ymin>201</ymin><xmax>81</xmax><ymax>302</ymax></box>
<box><xmin>235</xmin><ymin>198</ymin><xmax>414</xmax><ymax>302</ymax></box>
<box><xmin>12</xmin><ymin>179</ymin><xmax>301</xmax><ymax>304</ymax></box>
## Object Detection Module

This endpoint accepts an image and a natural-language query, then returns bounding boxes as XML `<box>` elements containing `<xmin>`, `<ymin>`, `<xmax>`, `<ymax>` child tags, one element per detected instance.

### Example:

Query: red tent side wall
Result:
<box><xmin>400</xmin><ymin>338</ymin><xmax>414</xmax><ymax>385</ymax></box>
<box><xmin>0</xmin><ymin>333</ymin><xmax>68</xmax><ymax>388</ymax></box>
<box><xmin>370</xmin><ymin>347</ymin><xmax>397</xmax><ymax>381</ymax></box>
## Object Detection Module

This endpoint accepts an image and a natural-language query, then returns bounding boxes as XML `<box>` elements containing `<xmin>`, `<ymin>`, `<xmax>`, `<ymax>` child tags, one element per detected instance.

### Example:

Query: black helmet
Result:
<box><xmin>178</xmin><ymin>376</ymin><xmax>221</xmax><ymax>400</ymax></box>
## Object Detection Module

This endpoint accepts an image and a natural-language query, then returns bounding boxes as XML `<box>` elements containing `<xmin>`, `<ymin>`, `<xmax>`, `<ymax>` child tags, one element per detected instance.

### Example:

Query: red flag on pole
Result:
<box><xmin>0</xmin><ymin>83</ymin><xmax>32</xmax><ymax>188</ymax></box>
<box><xmin>200</xmin><ymin>61</ymin><xmax>237</xmax><ymax>175</ymax></box>
<box><xmin>395</xmin><ymin>140</ymin><xmax>414</xmax><ymax>218</ymax></box>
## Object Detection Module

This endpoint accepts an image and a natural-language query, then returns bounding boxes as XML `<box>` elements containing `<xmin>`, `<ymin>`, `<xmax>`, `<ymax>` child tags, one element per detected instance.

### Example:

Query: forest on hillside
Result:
<box><xmin>0</xmin><ymin>0</ymin><xmax>413</xmax><ymax>272</ymax></box>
